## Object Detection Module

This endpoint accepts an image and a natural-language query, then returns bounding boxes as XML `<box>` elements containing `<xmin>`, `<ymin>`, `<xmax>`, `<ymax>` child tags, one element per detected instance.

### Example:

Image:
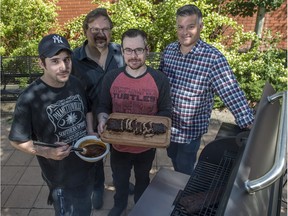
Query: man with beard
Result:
<box><xmin>71</xmin><ymin>8</ymin><xmax>128</xmax><ymax>210</ymax></box>
<box><xmin>97</xmin><ymin>29</ymin><xmax>172</xmax><ymax>216</ymax></box>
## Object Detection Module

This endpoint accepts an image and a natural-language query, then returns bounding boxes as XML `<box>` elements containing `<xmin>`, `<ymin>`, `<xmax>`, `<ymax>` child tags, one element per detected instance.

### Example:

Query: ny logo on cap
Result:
<box><xmin>52</xmin><ymin>35</ymin><xmax>64</xmax><ymax>44</ymax></box>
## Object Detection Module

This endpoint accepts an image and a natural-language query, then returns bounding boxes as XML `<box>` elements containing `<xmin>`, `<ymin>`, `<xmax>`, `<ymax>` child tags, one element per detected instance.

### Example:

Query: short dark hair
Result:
<box><xmin>121</xmin><ymin>29</ymin><xmax>148</xmax><ymax>47</ymax></box>
<box><xmin>40</xmin><ymin>57</ymin><xmax>46</xmax><ymax>67</ymax></box>
<box><xmin>82</xmin><ymin>8</ymin><xmax>113</xmax><ymax>32</ymax></box>
<box><xmin>176</xmin><ymin>4</ymin><xmax>203</xmax><ymax>22</ymax></box>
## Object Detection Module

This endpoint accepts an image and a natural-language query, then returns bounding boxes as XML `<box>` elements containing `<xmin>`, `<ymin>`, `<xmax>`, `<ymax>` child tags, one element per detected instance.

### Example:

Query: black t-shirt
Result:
<box><xmin>9</xmin><ymin>75</ymin><xmax>94</xmax><ymax>188</ymax></box>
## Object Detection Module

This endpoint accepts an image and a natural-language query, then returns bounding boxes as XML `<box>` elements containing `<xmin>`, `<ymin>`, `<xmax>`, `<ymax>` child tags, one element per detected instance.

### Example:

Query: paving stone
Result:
<box><xmin>28</xmin><ymin>208</ymin><xmax>55</xmax><ymax>216</ymax></box>
<box><xmin>1</xmin><ymin>185</ymin><xmax>15</xmax><ymax>206</ymax></box>
<box><xmin>5</xmin><ymin>150</ymin><xmax>34</xmax><ymax>166</ymax></box>
<box><xmin>1</xmin><ymin>166</ymin><xmax>26</xmax><ymax>185</ymax></box>
<box><xmin>154</xmin><ymin>148</ymin><xmax>171</xmax><ymax>167</ymax></box>
<box><xmin>4</xmin><ymin>185</ymin><xmax>41</xmax><ymax>208</ymax></box>
<box><xmin>1</xmin><ymin>208</ymin><xmax>29</xmax><ymax>216</ymax></box>
<box><xmin>1</xmin><ymin>136</ymin><xmax>14</xmax><ymax>150</ymax></box>
<box><xmin>18</xmin><ymin>166</ymin><xmax>44</xmax><ymax>185</ymax></box>
<box><xmin>104</xmin><ymin>166</ymin><xmax>113</xmax><ymax>184</ymax></box>
<box><xmin>33</xmin><ymin>186</ymin><xmax>53</xmax><ymax>209</ymax></box>
<box><xmin>102</xmin><ymin>189</ymin><xmax>115</xmax><ymax>210</ymax></box>
<box><xmin>29</xmin><ymin>156</ymin><xmax>39</xmax><ymax>166</ymax></box>
<box><xmin>1</xmin><ymin>149</ymin><xmax>14</xmax><ymax>166</ymax></box>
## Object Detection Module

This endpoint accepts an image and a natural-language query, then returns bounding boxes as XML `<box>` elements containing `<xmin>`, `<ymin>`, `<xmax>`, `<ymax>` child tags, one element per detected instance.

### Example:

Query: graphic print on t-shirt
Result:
<box><xmin>46</xmin><ymin>94</ymin><xmax>87</xmax><ymax>144</ymax></box>
<box><xmin>111</xmin><ymin>73</ymin><xmax>159</xmax><ymax>115</ymax></box>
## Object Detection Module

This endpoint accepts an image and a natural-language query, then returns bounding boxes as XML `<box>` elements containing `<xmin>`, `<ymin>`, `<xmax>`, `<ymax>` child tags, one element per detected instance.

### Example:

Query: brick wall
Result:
<box><xmin>233</xmin><ymin>3</ymin><xmax>287</xmax><ymax>49</ymax></box>
<box><xmin>55</xmin><ymin>0</ymin><xmax>287</xmax><ymax>49</ymax></box>
<box><xmin>56</xmin><ymin>0</ymin><xmax>96</xmax><ymax>25</ymax></box>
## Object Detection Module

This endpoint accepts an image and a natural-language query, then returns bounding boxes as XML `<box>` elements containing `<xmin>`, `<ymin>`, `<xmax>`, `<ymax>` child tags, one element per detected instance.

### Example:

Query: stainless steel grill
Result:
<box><xmin>171</xmin><ymin>138</ymin><xmax>241</xmax><ymax>216</ymax></box>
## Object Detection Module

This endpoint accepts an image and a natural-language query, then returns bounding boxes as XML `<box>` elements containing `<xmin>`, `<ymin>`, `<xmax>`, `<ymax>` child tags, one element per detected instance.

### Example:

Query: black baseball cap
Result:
<box><xmin>38</xmin><ymin>34</ymin><xmax>72</xmax><ymax>58</ymax></box>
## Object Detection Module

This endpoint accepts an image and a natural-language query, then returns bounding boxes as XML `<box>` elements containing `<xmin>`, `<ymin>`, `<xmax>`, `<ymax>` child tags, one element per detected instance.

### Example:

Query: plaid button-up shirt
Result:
<box><xmin>159</xmin><ymin>39</ymin><xmax>254</xmax><ymax>144</ymax></box>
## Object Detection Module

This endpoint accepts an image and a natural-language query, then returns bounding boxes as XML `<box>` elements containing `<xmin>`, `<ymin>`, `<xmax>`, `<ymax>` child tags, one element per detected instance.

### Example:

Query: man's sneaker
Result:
<box><xmin>108</xmin><ymin>206</ymin><xmax>126</xmax><ymax>216</ymax></box>
<box><xmin>92</xmin><ymin>189</ymin><xmax>104</xmax><ymax>209</ymax></box>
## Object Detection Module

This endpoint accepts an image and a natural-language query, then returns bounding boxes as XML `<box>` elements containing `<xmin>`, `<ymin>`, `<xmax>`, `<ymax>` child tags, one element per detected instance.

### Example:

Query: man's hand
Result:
<box><xmin>10</xmin><ymin>140</ymin><xmax>72</xmax><ymax>160</ymax></box>
<box><xmin>35</xmin><ymin>142</ymin><xmax>72</xmax><ymax>160</ymax></box>
<box><xmin>97</xmin><ymin>112</ymin><xmax>109</xmax><ymax>134</ymax></box>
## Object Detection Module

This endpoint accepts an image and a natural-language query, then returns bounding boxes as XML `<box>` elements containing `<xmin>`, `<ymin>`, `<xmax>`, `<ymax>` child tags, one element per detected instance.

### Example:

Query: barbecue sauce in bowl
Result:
<box><xmin>74</xmin><ymin>135</ymin><xmax>110</xmax><ymax>162</ymax></box>
<box><xmin>79</xmin><ymin>140</ymin><xmax>106</xmax><ymax>158</ymax></box>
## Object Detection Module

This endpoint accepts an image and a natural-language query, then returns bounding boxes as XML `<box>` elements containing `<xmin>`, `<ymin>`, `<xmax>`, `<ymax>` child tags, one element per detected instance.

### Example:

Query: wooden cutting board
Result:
<box><xmin>100</xmin><ymin>113</ymin><xmax>171</xmax><ymax>148</ymax></box>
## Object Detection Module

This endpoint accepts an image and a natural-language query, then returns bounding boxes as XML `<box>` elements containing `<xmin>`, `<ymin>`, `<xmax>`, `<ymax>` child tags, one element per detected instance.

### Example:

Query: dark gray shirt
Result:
<box><xmin>72</xmin><ymin>41</ymin><xmax>124</xmax><ymax>109</ymax></box>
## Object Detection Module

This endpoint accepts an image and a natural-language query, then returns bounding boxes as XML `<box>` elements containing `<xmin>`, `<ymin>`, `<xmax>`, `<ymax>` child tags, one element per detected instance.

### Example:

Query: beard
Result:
<box><xmin>93</xmin><ymin>34</ymin><xmax>108</xmax><ymax>48</ymax></box>
<box><xmin>127</xmin><ymin>59</ymin><xmax>144</xmax><ymax>70</ymax></box>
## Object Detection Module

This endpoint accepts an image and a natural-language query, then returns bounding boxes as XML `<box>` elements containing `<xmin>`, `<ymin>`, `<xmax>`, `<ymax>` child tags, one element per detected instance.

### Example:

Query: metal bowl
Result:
<box><xmin>74</xmin><ymin>135</ymin><xmax>110</xmax><ymax>162</ymax></box>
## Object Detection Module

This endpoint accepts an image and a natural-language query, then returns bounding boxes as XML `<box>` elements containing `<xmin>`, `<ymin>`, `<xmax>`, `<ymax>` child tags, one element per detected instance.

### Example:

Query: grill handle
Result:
<box><xmin>245</xmin><ymin>91</ymin><xmax>287</xmax><ymax>194</ymax></box>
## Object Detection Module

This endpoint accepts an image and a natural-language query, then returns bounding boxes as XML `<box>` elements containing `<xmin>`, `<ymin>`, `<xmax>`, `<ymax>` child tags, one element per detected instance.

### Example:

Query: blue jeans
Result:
<box><xmin>110</xmin><ymin>147</ymin><xmax>156</xmax><ymax>207</ymax></box>
<box><xmin>51</xmin><ymin>182</ymin><xmax>93</xmax><ymax>216</ymax></box>
<box><xmin>167</xmin><ymin>137</ymin><xmax>201</xmax><ymax>175</ymax></box>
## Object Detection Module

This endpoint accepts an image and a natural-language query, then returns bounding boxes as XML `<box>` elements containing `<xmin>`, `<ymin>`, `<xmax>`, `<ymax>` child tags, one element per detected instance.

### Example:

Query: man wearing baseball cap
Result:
<box><xmin>9</xmin><ymin>34</ymin><xmax>95</xmax><ymax>215</ymax></box>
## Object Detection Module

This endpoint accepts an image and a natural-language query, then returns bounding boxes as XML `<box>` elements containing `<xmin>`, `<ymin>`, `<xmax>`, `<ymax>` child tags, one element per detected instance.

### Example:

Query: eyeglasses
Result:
<box><xmin>89</xmin><ymin>27</ymin><xmax>111</xmax><ymax>34</ymax></box>
<box><xmin>123</xmin><ymin>48</ymin><xmax>146</xmax><ymax>55</ymax></box>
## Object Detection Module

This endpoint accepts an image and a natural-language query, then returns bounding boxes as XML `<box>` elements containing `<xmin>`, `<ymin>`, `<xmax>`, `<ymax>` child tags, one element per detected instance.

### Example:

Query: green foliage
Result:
<box><xmin>65</xmin><ymin>0</ymin><xmax>253</xmax><ymax>52</ymax></box>
<box><xmin>213</xmin><ymin>32</ymin><xmax>287</xmax><ymax>108</ymax></box>
<box><xmin>0</xmin><ymin>0</ymin><xmax>59</xmax><ymax>56</ymax></box>
<box><xmin>59</xmin><ymin>14</ymin><xmax>87</xmax><ymax>49</ymax></box>
<box><xmin>223</xmin><ymin>0</ymin><xmax>285</xmax><ymax>17</ymax></box>
<box><xmin>212</xmin><ymin>30</ymin><xmax>287</xmax><ymax>108</ymax></box>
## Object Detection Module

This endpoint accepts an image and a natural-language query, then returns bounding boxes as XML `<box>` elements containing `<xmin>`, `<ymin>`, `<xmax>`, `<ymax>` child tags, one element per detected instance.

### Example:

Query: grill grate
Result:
<box><xmin>170</xmin><ymin>150</ymin><xmax>237</xmax><ymax>216</ymax></box>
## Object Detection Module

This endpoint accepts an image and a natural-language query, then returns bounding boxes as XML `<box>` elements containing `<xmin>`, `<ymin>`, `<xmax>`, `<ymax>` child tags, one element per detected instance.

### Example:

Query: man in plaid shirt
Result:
<box><xmin>159</xmin><ymin>4</ymin><xmax>254</xmax><ymax>175</ymax></box>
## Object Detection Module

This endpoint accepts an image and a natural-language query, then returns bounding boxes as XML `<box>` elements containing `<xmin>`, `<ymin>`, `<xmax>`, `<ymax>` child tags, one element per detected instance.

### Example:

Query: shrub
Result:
<box><xmin>0</xmin><ymin>0</ymin><xmax>58</xmax><ymax>56</ymax></box>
